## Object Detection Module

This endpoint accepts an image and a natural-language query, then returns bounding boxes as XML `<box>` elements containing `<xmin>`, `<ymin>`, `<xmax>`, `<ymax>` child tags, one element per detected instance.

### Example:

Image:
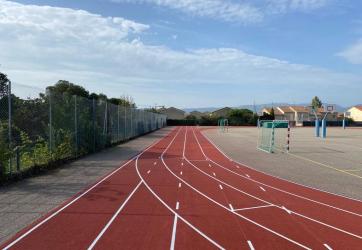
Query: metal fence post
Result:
<box><xmin>74</xmin><ymin>95</ymin><xmax>78</xmax><ymax>157</ymax></box>
<box><xmin>92</xmin><ymin>98</ymin><xmax>96</xmax><ymax>152</ymax></box>
<box><xmin>117</xmin><ymin>104</ymin><xmax>120</xmax><ymax>142</ymax></box>
<box><xmin>47</xmin><ymin>88</ymin><xmax>53</xmax><ymax>155</ymax></box>
<box><xmin>8</xmin><ymin>81</ymin><xmax>12</xmax><ymax>174</ymax></box>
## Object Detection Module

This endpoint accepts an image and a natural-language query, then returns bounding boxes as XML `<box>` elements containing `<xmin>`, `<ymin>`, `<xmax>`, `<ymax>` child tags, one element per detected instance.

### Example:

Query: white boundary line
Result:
<box><xmin>1</xmin><ymin>129</ymin><xmax>170</xmax><ymax>250</ymax></box>
<box><xmin>136</xmin><ymin>127</ymin><xmax>225</xmax><ymax>250</ymax></box>
<box><xmin>87</xmin><ymin>181</ymin><xmax>143</xmax><ymax>250</ymax></box>
<box><xmin>196</xmin><ymin>128</ymin><xmax>362</xmax><ymax>217</ymax></box>
<box><xmin>323</xmin><ymin>243</ymin><xmax>333</xmax><ymax>250</ymax></box>
<box><xmin>201</xmin><ymin>127</ymin><xmax>362</xmax><ymax>204</ymax></box>
<box><xmin>233</xmin><ymin>205</ymin><xmax>275</xmax><ymax>212</ymax></box>
<box><xmin>247</xmin><ymin>240</ymin><xmax>255</xmax><ymax>250</ymax></box>
<box><xmin>188</xmin><ymin>128</ymin><xmax>362</xmax><ymax>239</ymax></box>
<box><xmin>170</xmin><ymin>215</ymin><xmax>178</xmax><ymax>250</ymax></box>
<box><xmin>161</xmin><ymin>127</ymin><xmax>311</xmax><ymax>249</ymax></box>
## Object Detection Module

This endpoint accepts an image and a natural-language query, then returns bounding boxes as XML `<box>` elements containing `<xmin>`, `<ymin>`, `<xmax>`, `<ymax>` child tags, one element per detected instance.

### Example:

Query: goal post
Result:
<box><xmin>257</xmin><ymin>120</ymin><xmax>290</xmax><ymax>153</ymax></box>
<box><xmin>218</xmin><ymin>118</ymin><xmax>229</xmax><ymax>133</ymax></box>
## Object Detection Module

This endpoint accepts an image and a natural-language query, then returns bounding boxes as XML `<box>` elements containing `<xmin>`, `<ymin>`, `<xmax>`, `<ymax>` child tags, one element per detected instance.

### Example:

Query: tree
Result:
<box><xmin>270</xmin><ymin>107</ymin><xmax>275</xmax><ymax>120</ymax></box>
<box><xmin>185</xmin><ymin>114</ymin><xmax>197</xmax><ymax>120</ymax></box>
<box><xmin>311</xmin><ymin>96</ymin><xmax>322</xmax><ymax>110</ymax></box>
<box><xmin>0</xmin><ymin>72</ymin><xmax>10</xmax><ymax>98</ymax></box>
<box><xmin>47</xmin><ymin>80</ymin><xmax>89</xmax><ymax>98</ymax></box>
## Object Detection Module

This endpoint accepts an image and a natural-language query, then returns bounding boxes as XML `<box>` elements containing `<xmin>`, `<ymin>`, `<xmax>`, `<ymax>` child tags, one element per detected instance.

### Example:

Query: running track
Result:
<box><xmin>2</xmin><ymin>127</ymin><xmax>362</xmax><ymax>250</ymax></box>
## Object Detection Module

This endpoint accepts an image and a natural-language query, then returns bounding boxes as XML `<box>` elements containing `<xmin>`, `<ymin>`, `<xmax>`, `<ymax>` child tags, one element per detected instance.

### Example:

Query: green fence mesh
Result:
<box><xmin>0</xmin><ymin>87</ymin><xmax>166</xmax><ymax>181</ymax></box>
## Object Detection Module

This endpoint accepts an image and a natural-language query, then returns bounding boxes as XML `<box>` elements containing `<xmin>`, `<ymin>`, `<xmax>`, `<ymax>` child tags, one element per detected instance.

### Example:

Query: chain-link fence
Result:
<box><xmin>0</xmin><ymin>86</ymin><xmax>166</xmax><ymax>182</ymax></box>
<box><xmin>0</xmin><ymin>81</ymin><xmax>11</xmax><ymax>177</ymax></box>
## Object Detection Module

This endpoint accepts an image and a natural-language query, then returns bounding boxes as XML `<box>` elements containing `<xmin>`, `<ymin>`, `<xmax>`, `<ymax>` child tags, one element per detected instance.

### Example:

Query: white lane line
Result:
<box><xmin>281</xmin><ymin>206</ymin><xmax>292</xmax><ymax>215</ymax></box>
<box><xmin>178</xmin><ymin>182</ymin><xmax>182</xmax><ymax>188</ymax></box>
<box><xmin>136</xmin><ymin>131</ymin><xmax>225</xmax><ymax>250</ymax></box>
<box><xmin>201</xmin><ymin>131</ymin><xmax>362</xmax><ymax>217</ymax></box>
<box><xmin>88</xmin><ymin>181</ymin><xmax>143</xmax><ymax>250</ymax></box>
<box><xmin>219</xmin><ymin>184</ymin><xmax>223</xmax><ymax>190</ymax></box>
<box><xmin>176</xmin><ymin>202</ymin><xmax>180</xmax><ymax>210</ymax></box>
<box><xmin>147</xmin><ymin>170</ymin><xmax>151</xmax><ymax>174</ymax></box>
<box><xmin>180</xmin><ymin>171</ymin><xmax>183</xmax><ymax>176</ymax></box>
<box><xmin>184</xmin><ymin>147</ymin><xmax>362</xmax><ymax>240</ymax></box>
<box><xmin>193</xmin><ymin>131</ymin><xmax>362</xmax><ymax>239</ymax></box>
<box><xmin>1</xmin><ymin>133</ymin><xmax>166</xmax><ymax>250</ymax></box>
<box><xmin>165</xmin><ymin>128</ymin><xmax>311</xmax><ymax>250</ymax></box>
<box><xmin>260</xmin><ymin>186</ymin><xmax>266</xmax><ymax>192</ymax></box>
<box><xmin>247</xmin><ymin>240</ymin><xmax>255</xmax><ymax>250</ymax></box>
<box><xmin>213</xmin><ymin>172</ymin><xmax>216</xmax><ymax>177</ymax></box>
<box><xmin>324</xmin><ymin>243</ymin><xmax>333</xmax><ymax>250</ymax></box>
<box><xmin>229</xmin><ymin>204</ymin><xmax>234</xmax><ymax>211</ymax></box>
<box><xmin>233</xmin><ymin>205</ymin><xmax>274</xmax><ymax>212</ymax></box>
<box><xmin>170</xmin><ymin>215</ymin><xmax>178</xmax><ymax>250</ymax></box>
<box><xmin>182</xmin><ymin>126</ymin><xmax>187</xmax><ymax>159</ymax></box>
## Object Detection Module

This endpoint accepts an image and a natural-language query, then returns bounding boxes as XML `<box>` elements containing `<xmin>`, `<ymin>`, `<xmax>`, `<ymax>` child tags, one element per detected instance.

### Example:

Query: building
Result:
<box><xmin>276</xmin><ymin>106</ymin><xmax>296</xmax><ymax>122</ymax></box>
<box><xmin>289</xmin><ymin>106</ymin><xmax>310</xmax><ymax>126</ymax></box>
<box><xmin>159</xmin><ymin>107</ymin><xmax>186</xmax><ymax>120</ymax></box>
<box><xmin>347</xmin><ymin>106</ymin><xmax>362</xmax><ymax>122</ymax></box>
<box><xmin>262</xmin><ymin>107</ymin><xmax>285</xmax><ymax>120</ymax></box>
<box><xmin>210</xmin><ymin>107</ymin><xmax>233</xmax><ymax>118</ymax></box>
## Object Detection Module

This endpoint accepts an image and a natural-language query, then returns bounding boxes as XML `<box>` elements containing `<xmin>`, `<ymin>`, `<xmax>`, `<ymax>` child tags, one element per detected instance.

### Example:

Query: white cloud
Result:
<box><xmin>0</xmin><ymin>0</ymin><xmax>360</xmax><ymax>107</ymax></box>
<box><xmin>338</xmin><ymin>39</ymin><xmax>362</xmax><ymax>64</ymax></box>
<box><xmin>111</xmin><ymin>0</ymin><xmax>264</xmax><ymax>23</ymax></box>
<box><xmin>266</xmin><ymin>0</ymin><xmax>329</xmax><ymax>14</ymax></box>
<box><xmin>111</xmin><ymin>0</ymin><xmax>331</xmax><ymax>24</ymax></box>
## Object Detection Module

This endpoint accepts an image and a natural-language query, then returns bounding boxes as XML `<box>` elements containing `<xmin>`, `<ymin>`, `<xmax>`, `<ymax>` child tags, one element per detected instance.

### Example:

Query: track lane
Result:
<box><xmin>157</xmin><ymin>127</ymin><xmax>313</xmax><ymax>249</ymax></box>
<box><xmin>197</xmin><ymin>127</ymin><xmax>362</xmax><ymax>214</ymax></box>
<box><xmin>2</xmin><ymin>161</ymin><xmax>142</xmax><ymax>250</ymax></box>
<box><xmin>191</xmin><ymin>127</ymin><xmax>362</xmax><ymax>247</ymax></box>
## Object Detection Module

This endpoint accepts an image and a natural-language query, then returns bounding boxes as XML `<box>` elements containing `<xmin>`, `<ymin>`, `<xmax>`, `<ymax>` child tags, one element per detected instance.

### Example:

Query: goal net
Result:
<box><xmin>257</xmin><ymin>120</ymin><xmax>290</xmax><ymax>153</ymax></box>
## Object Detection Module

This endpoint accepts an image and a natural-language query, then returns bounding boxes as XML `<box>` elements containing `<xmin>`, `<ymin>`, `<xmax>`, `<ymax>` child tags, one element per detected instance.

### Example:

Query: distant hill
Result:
<box><xmin>183</xmin><ymin>103</ymin><xmax>347</xmax><ymax>113</ymax></box>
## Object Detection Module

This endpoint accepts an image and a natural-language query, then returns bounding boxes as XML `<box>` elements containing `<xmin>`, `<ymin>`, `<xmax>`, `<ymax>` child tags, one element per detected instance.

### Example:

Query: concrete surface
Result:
<box><xmin>203</xmin><ymin>127</ymin><xmax>362</xmax><ymax>201</ymax></box>
<box><xmin>0</xmin><ymin>127</ymin><xmax>172</xmax><ymax>245</ymax></box>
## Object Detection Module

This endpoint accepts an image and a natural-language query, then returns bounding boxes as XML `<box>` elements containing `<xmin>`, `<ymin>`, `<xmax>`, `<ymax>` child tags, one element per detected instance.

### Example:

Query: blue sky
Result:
<box><xmin>1</xmin><ymin>0</ymin><xmax>361</xmax><ymax>108</ymax></box>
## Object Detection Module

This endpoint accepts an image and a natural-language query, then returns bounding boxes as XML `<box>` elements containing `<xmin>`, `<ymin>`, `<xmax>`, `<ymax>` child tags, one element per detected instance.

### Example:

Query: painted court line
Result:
<box><xmin>169</xmin><ymin>128</ymin><xmax>313</xmax><ymax>249</ymax></box>
<box><xmin>281</xmin><ymin>206</ymin><xmax>292</xmax><ymax>215</ymax></box>
<box><xmin>288</xmin><ymin>152</ymin><xmax>362</xmax><ymax>179</ymax></box>
<box><xmin>324</xmin><ymin>243</ymin><xmax>333</xmax><ymax>250</ymax></box>
<box><xmin>188</xmin><ymin>130</ymin><xmax>362</xmax><ymax>240</ymax></box>
<box><xmin>233</xmin><ymin>205</ymin><xmax>274</xmax><ymax>212</ymax></box>
<box><xmin>190</xmin><ymin>128</ymin><xmax>362</xmax><ymax>242</ymax></box>
<box><xmin>247</xmin><ymin>240</ymin><xmax>255</xmax><ymax>250</ymax></box>
<box><xmin>136</xmin><ymin>128</ymin><xmax>225</xmax><ymax>250</ymax></box>
<box><xmin>2</xmin><ymin>157</ymin><xmax>145</xmax><ymax>250</ymax></box>
<box><xmin>202</xmin><ymin>129</ymin><xmax>362</xmax><ymax>207</ymax></box>
<box><xmin>88</xmin><ymin>181</ymin><xmax>143</xmax><ymax>250</ymax></box>
<box><xmin>170</xmin><ymin>215</ymin><xmax>178</xmax><ymax>250</ymax></box>
<box><xmin>260</xmin><ymin>186</ymin><xmax>266</xmax><ymax>192</ymax></box>
<box><xmin>229</xmin><ymin>204</ymin><xmax>234</xmax><ymax>211</ymax></box>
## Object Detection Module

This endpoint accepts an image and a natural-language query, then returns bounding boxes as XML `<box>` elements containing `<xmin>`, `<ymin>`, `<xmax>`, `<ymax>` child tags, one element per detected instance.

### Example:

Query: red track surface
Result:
<box><xmin>2</xmin><ymin>127</ymin><xmax>362</xmax><ymax>250</ymax></box>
